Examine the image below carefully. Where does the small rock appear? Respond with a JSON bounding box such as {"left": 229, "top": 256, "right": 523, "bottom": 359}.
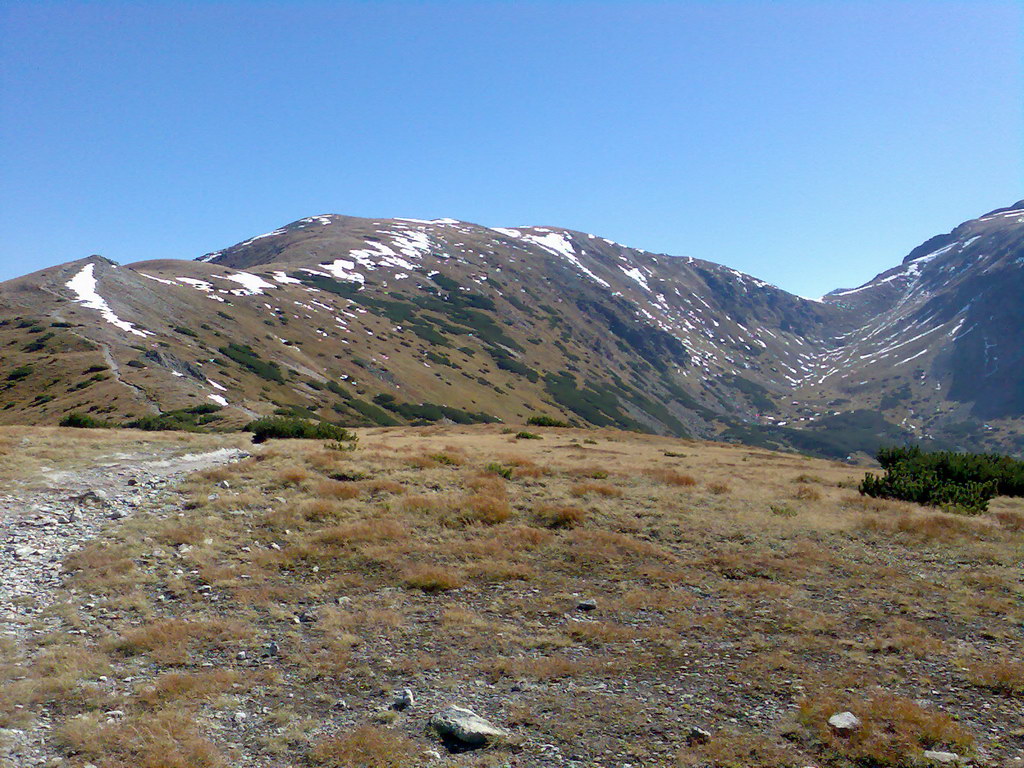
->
{"left": 828, "top": 711, "right": 861, "bottom": 735}
{"left": 686, "top": 726, "right": 712, "bottom": 745}
{"left": 236, "top": 651, "right": 247, "bottom": 661}
{"left": 923, "top": 751, "right": 960, "bottom": 765}
{"left": 429, "top": 705, "right": 508, "bottom": 749}
{"left": 264, "top": 641, "right": 279, "bottom": 657}
{"left": 333, "top": 698, "right": 349, "bottom": 710}
{"left": 392, "top": 688, "right": 415, "bottom": 711}
{"left": 13, "top": 546, "right": 36, "bottom": 560}
{"left": 577, "top": 598, "right": 598, "bottom": 612}
{"left": 77, "top": 489, "right": 109, "bottom": 505}
{"left": 232, "top": 711, "right": 248, "bottom": 725}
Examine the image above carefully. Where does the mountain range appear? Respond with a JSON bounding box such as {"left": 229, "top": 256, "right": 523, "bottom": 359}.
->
{"left": 2, "top": 201, "right": 1022, "bottom": 459}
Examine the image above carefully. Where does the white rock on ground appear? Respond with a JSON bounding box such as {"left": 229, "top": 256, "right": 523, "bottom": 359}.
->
{"left": 827, "top": 711, "right": 862, "bottom": 734}
{"left": 923, "top": 750, "right": 960, "bottom": 765}
{"left": 428, "top": 705, "right": 508, "bottom": 748}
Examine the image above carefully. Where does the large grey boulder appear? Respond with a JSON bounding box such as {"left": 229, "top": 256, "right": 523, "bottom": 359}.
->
{"left": 428, "top": 705, "right": 508, "bottom": 748}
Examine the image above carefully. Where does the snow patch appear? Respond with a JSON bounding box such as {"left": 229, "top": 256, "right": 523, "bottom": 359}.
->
{"left": 218, "top": 272, "right": 276, "bottom": 296}
{"left": 65, "top": 264, "right": 152, "bottom": 337}
{"left": 518, "top": 231, "right": 611, "bottom": 288}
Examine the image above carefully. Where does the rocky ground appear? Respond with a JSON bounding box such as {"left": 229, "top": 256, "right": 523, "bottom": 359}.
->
{"left": 1, "top": 425, "right": 1021, "bottom": 768}
{"left": 0, "top": 439, "right": 247, "bottom": 767}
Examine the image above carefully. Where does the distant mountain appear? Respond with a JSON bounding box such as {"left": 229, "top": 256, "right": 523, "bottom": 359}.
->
{"left": 1, "top": 203, "right": 1021, "bottom": 458}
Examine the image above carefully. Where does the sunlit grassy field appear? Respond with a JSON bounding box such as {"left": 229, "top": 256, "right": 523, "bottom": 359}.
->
{"left": 3, "top": 424, "right": 1022, "bottom": 767}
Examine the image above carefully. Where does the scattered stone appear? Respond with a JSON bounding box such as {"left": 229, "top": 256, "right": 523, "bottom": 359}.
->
{"left": 13, "top": 546, "right": 36, "bottom": 560}
{"left": 264, "top": 641, "right": 279, "bottom": 657}
{"left": 232, "top": 711, "right": 248, "bottom": 725}
{"left": 923, "top": 750, "right": 960, "bottom": 765}
{"left": 686, "top": 726, "right": 712, "bottom": 745}
{"left": 236, "top": 651, "right": 247, "bottom": 661}
{"left": 74, "top": 489, "right": 109, "bottom": 506}
{"left": 392, "top": 688, "right": 415, "bottom": 711}
{"left": 828, "top": 711, "right": 861, "bottom": 735}
{"left": 429, "top": 705, "right": 509, "bottom": 749}
{"left": 577, "top": 598, "right": 598, "bottom": 612}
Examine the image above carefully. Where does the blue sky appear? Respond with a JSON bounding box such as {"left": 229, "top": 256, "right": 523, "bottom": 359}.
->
{"left": 1, "top": 1, "right": 1020, "bottom": 296}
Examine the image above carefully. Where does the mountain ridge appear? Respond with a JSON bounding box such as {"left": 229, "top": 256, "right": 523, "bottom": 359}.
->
{"left": 1, "top": 202, "right": 1021, "bottom": 458}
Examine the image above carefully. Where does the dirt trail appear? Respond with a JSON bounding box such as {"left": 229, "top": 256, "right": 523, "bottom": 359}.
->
{"left": 0, "top": 443, "right": 248, "bottom": 766}
{"left": 1, "top": 445, "right": 248, "bottom": 636}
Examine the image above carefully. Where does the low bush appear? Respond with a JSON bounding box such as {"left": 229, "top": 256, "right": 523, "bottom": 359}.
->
{"left": 59, "top": 412, "right": 108, "bottom": 429}
{"left": 246, "top": 417, "right": 358, "bottom": 446}
{"left": 125, "top": 404, "right": 223, "bottom": 432}
{"left": 527, "top": 414, "right": 570, "bottom": 427}
{"left": 858, "top": 445, "right": 1023, "bottom": 513}
{"left": 515, "top": 431, "right": 542, "bottom": 440}
{"left": 484, "top": 462, "right": 513, "bottom": 479}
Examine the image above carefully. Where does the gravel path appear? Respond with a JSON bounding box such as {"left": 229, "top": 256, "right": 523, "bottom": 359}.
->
{"left": 0, "top": 444, "right": 247, "bottom": 767}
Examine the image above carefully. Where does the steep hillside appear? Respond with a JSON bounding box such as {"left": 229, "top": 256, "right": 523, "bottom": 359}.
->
{"left": 0, "top": 203, "right": 1021, "bottom": 457}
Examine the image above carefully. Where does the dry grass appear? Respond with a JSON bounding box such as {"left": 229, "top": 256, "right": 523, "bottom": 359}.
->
{"left": 55, "top": 708, "right": 225, "bottom": 768}
{"left": 533, "top": 503, "right": 587, "bottom": 529}
{"left": 111, "top": 617, "right": 248, "bottom": 665}
{"left": 798, "top": 692, "right": 974, "bottom": 767}
{"left": 645, "top": 467, "right": 697, "bottom": 486}
{"left": 12, "top": 424, "right": 1024, "bottom": 766}
{"left": 307, "top": 725, "right": 419, "bottom": 767}
{"left": 569, "top": 481, "right": 623, "bottom": 498}
{"left": 137, "top": 669, "right": 240, "bottom": 706}
{"left": 966, "top": 659, "right": 1024, "bottom": 696}
{"left": 401, "top": 564, "right": 464, "bottom": 592}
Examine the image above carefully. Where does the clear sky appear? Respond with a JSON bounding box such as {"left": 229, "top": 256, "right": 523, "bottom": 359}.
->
{"left": 1, "top": 1, "right": 1020, "bottom": 297}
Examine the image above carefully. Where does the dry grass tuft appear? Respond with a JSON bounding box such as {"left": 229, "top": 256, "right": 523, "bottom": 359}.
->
{"left": 858, "top": 510, "right": 988, "bottom": 541}
{"left": 799, "top": 692, "right": 973, "bottom": 766}
{"left": 677, "top": 730, "right": 802, "bottom": 767}
{"left": 533, "top": 503, "right": 587, "bottom": 529}
{"left": 315, "top": 479, "right": 361, "bottom": 499}
{"left": 316, "top": 519, "right": 408, "bottom": 547}
{"left": 306, "top": 724, "right": 419, "bottom": 767}
{"left": 706, "top": 481, "right": 730, "bottom": 495}
{"left": 112, "top": 617, "right": 248, "bottom": 665}
{"left": 645, "top": 468, "right": 697, "bottom": 486}
{"left": 55, "top": 708, "right": 225, "bottom": 768}
{"left": 137, "top": 669, "right": 239, "bottom": 706}
{"left": 459, "top": 492, "right": 513, "bottom": 525}
{"left": 967, "top": 659, "right": 1024, "bottom": 696}
{"left": 793, "top": 485, "right": 822, "bottom": 501}
{"left": 401, "top": 564, "right": 463, "bottom": 592}
{"left": 993, "top": 509, "right": 1024, "bottom": 531}
{"left": 301, "top": 498, "right": 347, "bottom": 522}
{"left": 277, "top": 466, "right": 311, "bottom": 486}
{"left": 570, "top": 481, "right": 622, "bottom": 498}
